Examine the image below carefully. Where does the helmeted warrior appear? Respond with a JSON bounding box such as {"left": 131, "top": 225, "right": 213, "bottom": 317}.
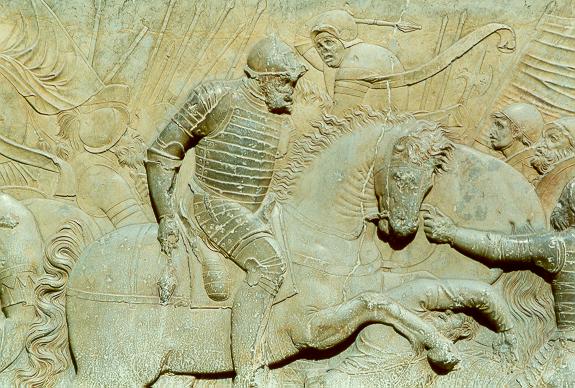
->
{"left": 488, "top": 103, "right": 544, "bottom": 183}
{"left": 295, "top": 10, "right": 408, "bottom": 115}
{"left": 145, "top": 36, "right": 306, "bottom": 387}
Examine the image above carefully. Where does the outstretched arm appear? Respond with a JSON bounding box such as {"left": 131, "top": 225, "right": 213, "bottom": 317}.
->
{"left": 422, "top": 204, "right": 564, "bottom": 275}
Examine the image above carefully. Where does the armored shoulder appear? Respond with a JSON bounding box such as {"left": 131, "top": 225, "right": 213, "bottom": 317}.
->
{"left": 148, "top": 80, "right": 235, "bottom": 165}
{"left": 174, "top": 80, "right": 235, "bottom": 138}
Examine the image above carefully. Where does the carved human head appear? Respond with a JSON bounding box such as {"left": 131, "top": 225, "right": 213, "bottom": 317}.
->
{"left": 531, "top": 117, "right": 575, "bottom": 175}
{"left": 245, "top": 35, "right": 307, "bottom": 113}
{"left": 110, "top": 127, "right": 147, "bottom": 169}
{"left": 489, "top": 103, "right": 543, "bottom": 152}
{"left": 551, "top": 177, "right": 575, "bottom": 231}
{"left": 310, "top": 10, "right": 361, "bottom": 68}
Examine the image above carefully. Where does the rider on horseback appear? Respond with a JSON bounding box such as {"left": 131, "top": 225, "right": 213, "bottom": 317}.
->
{"left": 145, "top": 36, "right": 306, "bottom": 387}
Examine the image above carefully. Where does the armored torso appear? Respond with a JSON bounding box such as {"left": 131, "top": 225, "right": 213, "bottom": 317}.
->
{"left": 194, "top": 82, "right": 286, "bottom": 211}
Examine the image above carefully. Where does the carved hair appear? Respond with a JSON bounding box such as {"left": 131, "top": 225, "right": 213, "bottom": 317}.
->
{"left": 393, "top": 120, "right": 454, "bottom": 174}
{"left": 292, "top": 78, "right": 332, "bottom": 109}
{"left": 55, "top": 109, "right": 81, "bottom": 160}
{"left": 273, "top": 105, "right": 411, "bottom": 201}
{"left": 16, "top": 221, "right": 92, "bottom": 387}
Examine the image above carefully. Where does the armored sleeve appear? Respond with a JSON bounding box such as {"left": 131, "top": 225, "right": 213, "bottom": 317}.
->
{"left": 450, "top": 228, "right": 568, "bottom": 274}
{"left": 146, "top": 82, "right": 230, "bottom": 220}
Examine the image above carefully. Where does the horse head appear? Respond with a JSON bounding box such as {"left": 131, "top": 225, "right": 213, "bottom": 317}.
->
{"left": 374, "top": 119, "right": 453, "bottom": 239}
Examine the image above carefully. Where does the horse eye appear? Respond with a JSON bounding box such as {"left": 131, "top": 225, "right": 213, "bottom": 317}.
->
{"left": 394, "top": 143, "right": 405, "bottom": 153}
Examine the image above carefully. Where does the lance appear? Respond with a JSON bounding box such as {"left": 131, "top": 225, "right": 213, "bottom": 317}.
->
{"left": 354, "top": 17, "right": 421, "bottom": 33}
{"left": 174, "top": 0, "right": 236, "bottom": 102}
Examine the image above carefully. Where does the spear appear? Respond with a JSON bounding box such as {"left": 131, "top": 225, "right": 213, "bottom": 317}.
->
{"left": 226, "top": 0, "right": 267, "bottom": 80}
{"left": 156, "top": 1, "right": 206, "bottom": 103}
{"left": 135, "top": 0, "right": 177, "bottom": 105}
{"left": 199, "top": 22, "right": 247, "bottom": 83}
{"left": 104, "top": 26, "right": 149, "bottom": 83}
{"left": 435, "top": 10, "right": 467, "bottom": 111}
{"left": 354, "top": 17, "right": 421, "bottom": 33}
{"left": 420, "top": 14, "right": 448, "bottom": 110}
{"left": 174, "top": 0, "right": 236, "bottom": 102}
{"left": 89, "top": 0, "right": 105, "bottom": 65}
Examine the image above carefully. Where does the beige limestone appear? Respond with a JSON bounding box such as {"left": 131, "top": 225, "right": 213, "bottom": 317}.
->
{"left": 0, "top": 0, "right": 573, "bottom": 387}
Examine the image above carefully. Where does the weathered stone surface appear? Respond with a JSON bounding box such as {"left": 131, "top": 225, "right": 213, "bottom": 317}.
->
{"left": 0, "top": 0, "right": 574, "bottom": 386}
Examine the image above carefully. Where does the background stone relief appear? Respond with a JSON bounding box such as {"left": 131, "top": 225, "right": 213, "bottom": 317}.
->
{"left": 0, "top": 0, "right": 574, "bottom": 387}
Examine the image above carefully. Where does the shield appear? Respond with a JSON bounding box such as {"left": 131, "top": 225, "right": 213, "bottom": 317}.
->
{"left": 535, "top": 156, "right": 575, "bottom": 224}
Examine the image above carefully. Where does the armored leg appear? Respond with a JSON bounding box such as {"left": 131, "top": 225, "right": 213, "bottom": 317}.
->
{"left": 230, "top": 234, "right": 286, "bottom": 388}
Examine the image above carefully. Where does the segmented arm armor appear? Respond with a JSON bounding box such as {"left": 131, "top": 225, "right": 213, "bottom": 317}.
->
{"left": 450, "top": 228, "right": 567, "bottom": 274}
{"left": 145, "top": 82, "right": 229, "bottom": 220}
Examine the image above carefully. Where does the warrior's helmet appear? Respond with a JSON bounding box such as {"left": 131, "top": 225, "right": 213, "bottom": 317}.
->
{"left": 245, "top": 35, "right": 307, "bottom": 81}
{"left": 494, "top": 103, "right": 544, "bottom": 146}
{"left": 545, "top": 117, "right": 575, "bottom": 148}
{"left": 310, "top": 10, "right": 362, "bottom": 48}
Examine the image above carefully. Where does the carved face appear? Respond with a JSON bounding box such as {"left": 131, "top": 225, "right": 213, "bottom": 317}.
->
{"left": 531, "top": 126, "right": 575, "bottom": 174}
{"left": 379, "top": 138, "right": 436, "bottom": 238}
{"left": 488, "top": 116, "right": 514, "bottom": 151}
{"left": 313, "top": 32, "right": 345, "bottom": 68}
{"left": 111, "top": 128, "right": 147, "bottom": 169}
{"left": 259, "top": 74, "right": 298, "bottom": 114}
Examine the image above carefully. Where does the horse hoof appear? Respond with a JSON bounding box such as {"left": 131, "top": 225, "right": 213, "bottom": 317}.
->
{"left": 427, "top": 344, "right": 461, "bottom": 372}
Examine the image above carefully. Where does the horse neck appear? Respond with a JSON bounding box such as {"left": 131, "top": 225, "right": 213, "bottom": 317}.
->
{"left": 287, "top": 127, "right": 382, "bottom": 237}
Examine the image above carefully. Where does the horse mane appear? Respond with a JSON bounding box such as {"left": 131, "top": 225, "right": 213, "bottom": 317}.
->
{"left": 273, "top": 105, "right": 412, "bottom": 202}
{"left": 395, "top": 120, "right": 454, "bottom": 174}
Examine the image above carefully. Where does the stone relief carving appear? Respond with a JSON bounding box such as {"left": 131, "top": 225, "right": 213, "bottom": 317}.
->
{"left": 0, "top": 0, "right": 573, "bottom": 387}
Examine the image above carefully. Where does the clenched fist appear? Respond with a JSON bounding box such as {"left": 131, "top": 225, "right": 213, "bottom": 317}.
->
{"left": 421, "top": 204, "right": 456, "bottom": 244}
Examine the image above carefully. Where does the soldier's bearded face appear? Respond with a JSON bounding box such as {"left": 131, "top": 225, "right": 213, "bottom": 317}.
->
{"left": 489, "top": 116, "right": 513, "bottom": 151}
{"left": 260, "top": 75, "right": 297, "bottom": 114}
{"left": 313, "top": 32, "right": 345, "bottom": 68}
{"left": 531, "top": 126, "right": 575, "bottom": 174}
{"left": 112, "top": 129, "right": 147, "bottom": 168}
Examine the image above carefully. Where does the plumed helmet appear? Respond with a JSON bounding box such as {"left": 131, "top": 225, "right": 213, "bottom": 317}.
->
{"left": 245, "top": 35, "right": 307, "bottom": 80}
{"left": 310, "top": 10, "right": 360, "bottom": 47}
{"left": 498, "top": 103, "right": 544, "bottom": 145}
{"left": 545, "top": 117, "right": 575, "bottom": 147}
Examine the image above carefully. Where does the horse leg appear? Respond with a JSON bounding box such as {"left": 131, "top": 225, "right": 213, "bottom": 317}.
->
{"left": 292, "top": 291, "right": 460, "bottom": 371}
{"left": 386, "top": 278, "right": 514, "bottom": 332}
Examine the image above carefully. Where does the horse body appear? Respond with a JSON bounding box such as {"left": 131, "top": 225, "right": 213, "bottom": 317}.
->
{"left": 0, "top": 109, "right": 539, "bottom": 387}
{"left": 64, "top": 118, "right": 400, "bottom": 386}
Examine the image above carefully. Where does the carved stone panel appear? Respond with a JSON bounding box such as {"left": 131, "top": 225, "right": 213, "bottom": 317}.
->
{"left": 0, "top": 0, "right": 573, "bottom": 387}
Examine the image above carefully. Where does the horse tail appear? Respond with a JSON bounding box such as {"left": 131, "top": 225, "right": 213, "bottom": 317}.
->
{"left": 16, "top": 220, "right": 91, "bottom": 387}
{"left": 496, "top": 270, "right": 555, "bottom": 362}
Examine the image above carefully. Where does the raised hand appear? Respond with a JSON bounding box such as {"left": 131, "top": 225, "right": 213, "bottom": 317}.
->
{"left": 421, "top": 204, "right": 456, "bottom": 244}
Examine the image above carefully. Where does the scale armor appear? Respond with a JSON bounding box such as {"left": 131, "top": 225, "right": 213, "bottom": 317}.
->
{"left": 193, "top": 84, "right": 284, "bottom": 211}
{"left": 147, "top": 78, "right": 290, "bottom": 297}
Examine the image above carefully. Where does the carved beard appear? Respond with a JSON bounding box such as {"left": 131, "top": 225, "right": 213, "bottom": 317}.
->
{"left": 112, "top": 132, "right": 146, "bottom": 169}
{"left": 530, "top": 146, "right": 575, "bottom": 175}
{"left": 551, "top": 206, "right": 571, "bottom": 231}
{"left": 261, "top": 83, "right": 293, "bottom": 114}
